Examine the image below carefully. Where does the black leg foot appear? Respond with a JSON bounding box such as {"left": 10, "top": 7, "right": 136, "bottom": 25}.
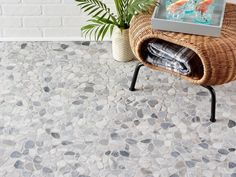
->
{"left": 129, "top": 63, "right": 144, "bottom": 91}
{"left": 202, "top": 85, "right": 216, "bottom": 123}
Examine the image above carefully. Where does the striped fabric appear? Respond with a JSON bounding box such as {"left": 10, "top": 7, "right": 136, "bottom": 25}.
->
{"left": 146, "top": 39, "right": 196, "bottom": 75}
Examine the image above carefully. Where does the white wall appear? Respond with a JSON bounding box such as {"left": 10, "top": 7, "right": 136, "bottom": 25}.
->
{"left": 0, "top": 0, "right": 113, "bottom": 41}
{"left": 0, "top": 0, "right": 235, "bottom": 41}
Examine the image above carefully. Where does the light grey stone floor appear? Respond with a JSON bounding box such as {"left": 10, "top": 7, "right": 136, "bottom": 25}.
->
{"left": 0, "top": 41, "right": 236, "bottom": 177}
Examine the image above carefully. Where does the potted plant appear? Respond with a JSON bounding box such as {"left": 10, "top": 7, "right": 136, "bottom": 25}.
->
{"left": 76, "top": 0, "right": 157, "bottom": 62}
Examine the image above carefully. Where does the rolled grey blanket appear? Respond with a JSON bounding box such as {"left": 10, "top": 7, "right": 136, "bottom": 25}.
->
{"left": 146, "top": 39, "right": 197, "bottom": 75}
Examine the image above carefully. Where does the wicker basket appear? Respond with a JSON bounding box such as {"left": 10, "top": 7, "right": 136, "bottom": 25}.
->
{"left": 129, "top": 3, "right": 236, "bottom": 86}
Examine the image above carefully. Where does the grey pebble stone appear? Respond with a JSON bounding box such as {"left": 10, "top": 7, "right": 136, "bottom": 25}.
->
{"left": 192, "top": 116, "right": 200, "bottom": 122}
{"left": 72, "top": 100, "right": 83, "bottom": 105}
{"left": 147, "top": 100, "right": 158, "bottom": 107}
{"left": 105, "top": 150, "right": 111, "bottom": 155}
{"left": 121, "top": 124, "right": 129, "bottom": 129}
{"left": 175, "top": 161, "right": 185, "bottom": 169}
{"left": 45, "top": 128, "right": 51, "bottom": 134}
{"left": 22, "top": 171, "right": 32, "bottom": 177}
{"left": 171, "top": 151, "right": 180, "bottom": 158}
{"left": 44, "top": 76, "right": 52, "bottom": 82}
{"left": 140, "top": 98, "right": 148, "bottom": 103}
{"left": 125, "top": 144, "right": 129, "bottom": 151}
{"left": 134, "top": 120, "right": 140, "bottom": 126}
{"left": 154, "top": 139, "right": 164, "bottom": 147}
{"left": 218, "top": 149, "right": 229, "bottom": 155}
{"left": 42, "top": 167, "right": 53, "bottom": 173}
{"left": 36, "top": 141, "right": 43, "bottom": 147}
{"left": 110, "top": 132, "right": 119, "bottom": 140}
{"left": 228, "top": 120, "right": 236, "bottom": 128}
{"left": 199, "top": 142, "right": 208, "bottom": 149}
{"left": 82, "top": 41, "right": 90, "bottom": 46}
{"left": 119, "top": 165, "right": 125, "bottom": 169}
{"left": 141, "top": 168, "right": 152, "bottom": 175}
{"left": 21, "top": 43, "right": 27, "bottom": 49}
{"left": 37, "top": 147, "right": 44, "bottom": 154}
{"left": 120, "top": 150, "right": 129, "bottom": 157}
{"left": 137, "top": 109, "right": 144, "bottom": 118}
{"left": 2, "top": 139, "right": 16, "bottom": 146}
{"left": 25, "top": 140, "right": 35, "bottom": 149}
{"left": 64, "top": 151, "right": 75, "bottom": 156}
{"left": 80, "top": 95, "right": 88, "bottom": 99}
{"left": 22, "top": 149, "right": 29, "bottom": 155}
{"left": 202, "top": 156, "right": 210, "bottom": 163}
{"left": 148, "top": 143, "right": 154, "bottom": 152}
{"left": 98, "top": 48, "right": 107, "bottom": 53}
{"left": 34, "top": 163, "right": 42, "bottom": 170}
{"left": 33, "top": 156, "right": 42, "bottom": 163}
{"left": 114, "top": 120, "right": 121, "bottom": 125}
{"left": 185, "top": 161, "right": 196, "bottom": 168}
{"left": 51, "top": 132, "right": 60, "bottom": 139}
{"left": 229, "top": 162, "right": 236, "bottom": 168}
{"left": 151, "top": 113, "right": 158, "bottom": 119}
{"left": 170, "top": 174, "right": 179, "bottom": 177}
{"left": 231, "top": 173, "right": 236, "bottom": 177}
{"left": 69, "top": 51, "right": 76, "bottom": 55}
{"left": 39, "top": 109, "right": 46, "bottom": 117}
{"left": 61, "top": 140, "right": 73, "bottom": 145}
{"left": 43, "top": 86, "right": 50, "bottom": 92}
{"left": 14, "top": 160, "right": 24, "bottom": 169}
{"left": 8, "top": 74, "right": 14, "bottom": 81}
{"left": 111, "top": 151, "right": 119, "bottom": 157}
{"left": 96, "top": 105, "right": 103, "bottom": 111}
{"left": 33, "top": 101, "right": 41, "bottom": 106}
{"left": 197, "top": 91, "right": 208, "bottom": 96}
{"left": 71, "top": 171, "right": 80, "bottom": 177}
{"left": 229, "top": 148, "right": 236, "bottom": 152}
{"left": 84, "top": 87, "right": 94, "bottom": 93}
{"left": 183, "top": 87, "right": 188, "bottom": 92}
{"left": 53, "top": 48, "right": 63, "bottom": 51}
{"left": 10, "top": 151, "right": 22, "bottom": 158}
{"left": 110, "top": 159, "right": 118, "bottom": 169}
{"left": 61, "top": 44, "right": 69, "bottom": 49}
{"left": 158, "top": 111, "right": 167, "bottom": 118}
{"left": 161, "top": 123, "right": 175, "bottom": 130}
{"left": 148, "top": 118, "right": 156, "bottom": 125}
{"left": 6, "top": 66, "right": 15, "bottom": 70}
{"left": 99, "top": 139, "right": 109, "bottom": 145}
{"left": 74, "top": 41, "right": 81, "bottom": 45}
{"left": 75, "top": 153, "right": 80, "bottom": 159}
{"left": 16, "top": 101, "right": 23, "bottom": 106}
{"left": 25, "top": 163, "right": 34, "bottom": 171}
{"left": 79, "top": 175, "right": 90, "bottom": 177}
{"left": 140, "top": 139, "right": 151, "bottom": 143}
{"left": 125, "top": 138, "right": 137, "bottom": 145}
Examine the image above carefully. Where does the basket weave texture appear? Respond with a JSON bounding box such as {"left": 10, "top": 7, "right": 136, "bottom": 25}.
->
{"left": 129, "top": 3, "right": 236, "bottom": 86}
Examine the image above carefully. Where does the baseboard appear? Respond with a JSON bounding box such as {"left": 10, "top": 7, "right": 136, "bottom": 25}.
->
{"left": 0, "top": 37, "right": 112, "bottom": 42}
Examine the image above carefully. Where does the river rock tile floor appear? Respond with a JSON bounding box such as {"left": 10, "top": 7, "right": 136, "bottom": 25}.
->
{"left": 0, "top": 42, "right": 236, "bottom": 177}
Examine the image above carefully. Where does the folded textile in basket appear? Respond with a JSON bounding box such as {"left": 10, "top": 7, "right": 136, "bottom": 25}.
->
{"left": 146, "top": 40, "right": 197, "bottom": 75}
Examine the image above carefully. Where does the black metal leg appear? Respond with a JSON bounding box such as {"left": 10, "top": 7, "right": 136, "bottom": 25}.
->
{"left": 202, "top": 85, "right": 216, "bottom": 123}
{"left": 129, "top": 63, "right": 144, "bottom": 91}
{"left": 129, "top": 63, "right": 217, "bottom": 122}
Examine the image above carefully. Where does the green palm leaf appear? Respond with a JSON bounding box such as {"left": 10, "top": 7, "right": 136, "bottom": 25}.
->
{"left": 81, "top": 17, "right": 115, "bottom": 41}
{"left": 128, "top": 0, "right": 157, "bottom": 15}
{"left": 76, "top": 0, "right": 118, "bottom": 25}
{"left": 76, "top": 0, "right": 159, "bottom": 41}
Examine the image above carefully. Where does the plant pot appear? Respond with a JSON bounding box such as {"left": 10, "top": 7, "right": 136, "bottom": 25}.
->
{"left": 112, "top": 28, "right": 134, "bottom": 62}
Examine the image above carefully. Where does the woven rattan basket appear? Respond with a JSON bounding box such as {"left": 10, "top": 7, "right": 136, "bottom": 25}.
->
{"left": 129, "top": 3, "right": 236, "bottom": 86}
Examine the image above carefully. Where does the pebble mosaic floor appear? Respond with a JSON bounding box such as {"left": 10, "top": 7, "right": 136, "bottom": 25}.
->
{"left": 0, "top": 41, "right": 236, "bottom": 177}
